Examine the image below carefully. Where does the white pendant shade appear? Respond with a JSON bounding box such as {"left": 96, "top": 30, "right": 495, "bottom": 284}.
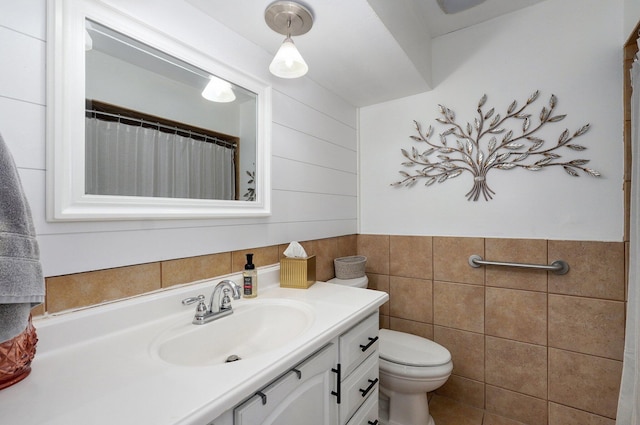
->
{"left": 201, "top": 76, "right": 236, "bottom": 102}
{"left": 269, "top": 37, "right": 308, "bottom": 79}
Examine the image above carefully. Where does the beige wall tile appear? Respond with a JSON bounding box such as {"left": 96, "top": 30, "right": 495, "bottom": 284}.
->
{"left": 31, "top": 303, "right": 45, "bottom": 317}
{"left": 433, "top": 281, "right": 484, "bottom": 333}
{"left": 485, "top": 287, "right": 547, "bottom": 345}
{"left": 485, "top": 336, "right": 547, "bottom": 399}
{"left": 367, "top": 273, "right": 389, "bottom": 316}
{"left": 389, "top": 317, "right": 433, "bottom": 339}
{"left": 484, "top": 238, "right": 547, "bottom": 291}
{"left": 379, "top": 314, "right": 389, "bottom": 329}
{"left": 434, "top": 325, "right": 484, "bottom": 381}
{"left": 548, "top": 402, "right": 615, "bottom": 425}
{"left": 389, "top": 276, "right": 432, "bottom": 323}
{"left": 390, "top": 235, "right": 432, "bottom": 279}
{"left": 313, "top": 237, "right": 339, "bottom": 281}
{"left": 436, "top": 375, "right": 485, "bottom": 409}
{"left": 625, "top": 241, "right": 630, "bottom": 300}
{"left": 46, "top": 263, "right": 161, "bottom": 313}
{"left": 434, "top": 237, "right": 485, "bottom": 285}
{"left": 232, "top": 245, "right": 279, "bottom": 272}
{"left": 357, "top": 234, "right": 390, "bottom": 275}
{"left": 548, "top": 241, "right": 625, "bottom": 300}
{"left": 548, "top": 348, "right": 622, "bottom": 419}
{"left": 548, "top": 294, "right": 625, "bottom": 360}
{"left": 485, "top": 385, "right": 547, "bottom": 425}
{"left": 337, "top": 234, "right": 357, "bottom": 258}
{"left": 428, "top": 395, "right": 484, "bottom": 425}
{"left": 161, "top": 252, "right": 231, "bottom": 288}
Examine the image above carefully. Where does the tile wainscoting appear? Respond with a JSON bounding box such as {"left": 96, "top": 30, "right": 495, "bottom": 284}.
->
{"left": 360, "top": 235, "right": 626, "bottom": 425}
{"left": 34, "top": 234, "right": 626, "bottom": 425}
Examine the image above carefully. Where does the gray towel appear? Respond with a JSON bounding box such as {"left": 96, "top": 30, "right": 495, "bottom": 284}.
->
{"left": 0, "top": 132, "right": 44, "bottom": 343}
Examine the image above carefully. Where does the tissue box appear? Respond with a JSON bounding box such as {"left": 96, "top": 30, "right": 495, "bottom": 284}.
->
{"left": 280, "top": 256, "right": 316, "bottom": 289}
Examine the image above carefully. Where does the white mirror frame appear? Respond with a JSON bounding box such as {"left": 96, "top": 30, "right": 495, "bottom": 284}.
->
{"left": 46, "top": 0, "right": 272, "bottom": 221}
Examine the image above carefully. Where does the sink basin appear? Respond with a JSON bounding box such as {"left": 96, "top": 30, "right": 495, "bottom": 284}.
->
{"left": 151, "top": 299, "right": 315, "bottom": 367}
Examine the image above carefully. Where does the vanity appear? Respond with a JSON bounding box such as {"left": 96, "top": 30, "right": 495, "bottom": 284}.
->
{"left": 0, "top": 266, "right": 387, "bottom": 425}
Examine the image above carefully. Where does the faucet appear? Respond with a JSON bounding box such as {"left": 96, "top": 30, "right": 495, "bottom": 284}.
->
{"left": 182, "top": 279, "right": 242, "bottom": 325}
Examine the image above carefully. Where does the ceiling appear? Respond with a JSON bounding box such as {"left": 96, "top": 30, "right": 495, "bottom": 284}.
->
{"left": 187, "top": 0, "right": 547, "bottom": 107}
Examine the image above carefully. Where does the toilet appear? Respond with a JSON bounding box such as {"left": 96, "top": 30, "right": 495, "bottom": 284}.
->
{"left": 328, "top": 275, "right": 453, "bottom": 425}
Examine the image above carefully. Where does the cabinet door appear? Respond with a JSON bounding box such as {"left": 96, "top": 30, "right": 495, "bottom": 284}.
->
{"left": 234, "top": 343, "right": 339, "bottom": 425}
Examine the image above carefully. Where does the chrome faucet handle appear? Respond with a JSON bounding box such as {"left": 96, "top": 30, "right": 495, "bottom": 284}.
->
{"left": 182, "top": 294, "right": 205, "bottom": 305}
{"left": 220, "top": 288, "right": 232, "bottom": 310}
{"left": 219, "top": 279, "right": 242, "bottom": 300}
{"left": 182, "top": 294, "right": 207, "bottom": 318}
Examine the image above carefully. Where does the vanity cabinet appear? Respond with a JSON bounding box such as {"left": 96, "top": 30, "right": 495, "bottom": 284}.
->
{"left": 210, "top": 312, "right": 380, "bottom": 425}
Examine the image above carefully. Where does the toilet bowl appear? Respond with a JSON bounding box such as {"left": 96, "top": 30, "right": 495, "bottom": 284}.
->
{"left": 328, "top": 275, "right": 453, "bottom": 425}
{"left": 378, "top": 329, "right": 452, "bottom": 425}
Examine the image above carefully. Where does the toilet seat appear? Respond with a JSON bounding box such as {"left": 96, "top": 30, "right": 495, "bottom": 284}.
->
{"left": 379, "top": 329, "right": 451, "bottom": 367}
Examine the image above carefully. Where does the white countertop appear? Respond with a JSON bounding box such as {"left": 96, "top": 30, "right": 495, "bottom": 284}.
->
{"left": 0, "top": 266, "right": 387, "bottom": 425}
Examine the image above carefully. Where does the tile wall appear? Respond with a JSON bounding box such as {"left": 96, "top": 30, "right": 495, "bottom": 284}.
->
{"left": 37, "top": 235, "right": 357, "bottom": 315}
{"left": 33, "top": 234, "right": 626, "bottom": 424}
{"left": 359, "top": 234, "right": 626, "bottom": 425}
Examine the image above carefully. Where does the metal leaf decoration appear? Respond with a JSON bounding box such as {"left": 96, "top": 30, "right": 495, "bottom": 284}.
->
{"left": 391, "top": 91, "right": 601, "bottom": 201}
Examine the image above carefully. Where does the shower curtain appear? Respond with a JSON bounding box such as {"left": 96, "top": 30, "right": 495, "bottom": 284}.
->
{"left": 617, "top": 56, "right": 640, "bottom": 425}
{"left": 85, "top": 118, "right": 236, "bottom": 200}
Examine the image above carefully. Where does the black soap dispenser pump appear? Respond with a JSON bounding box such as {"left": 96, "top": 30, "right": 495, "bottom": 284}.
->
{"left": 243, "top": 253, "right": 257, "bottom": 298}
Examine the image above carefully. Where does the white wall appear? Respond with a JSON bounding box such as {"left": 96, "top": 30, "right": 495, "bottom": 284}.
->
{"left": 359, "top": 0, "right": 624, "bottom": 241}
{"left": 625, "top": 0, "right": 640, "bottom": 40}
{"left": 0, "top": 0, "right": 357, "bottom": 276}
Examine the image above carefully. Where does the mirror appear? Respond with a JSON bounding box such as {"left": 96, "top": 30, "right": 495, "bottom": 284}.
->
{"left": 46, "top": 0, "right": 272, "bottom": 221}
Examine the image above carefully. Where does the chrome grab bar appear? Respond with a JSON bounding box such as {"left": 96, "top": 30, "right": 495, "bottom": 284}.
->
{"left": 468, "top": 254, "right": 569, "bottom": 275}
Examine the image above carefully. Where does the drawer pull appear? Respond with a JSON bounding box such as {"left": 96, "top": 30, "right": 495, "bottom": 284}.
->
{"left": 368, "top": 421, "right": 379, "bottom": 425}
{"left": 331, "top": 364, "right": 341, "bottom": 404}
{"left": 256, "top": 390, "right": 267, "bottom": 405}
{"left": 359, "top": 336, "right": 379, "bottom": 352}
{"left": 359, "top": 378, "right": 379, "bottom": 398}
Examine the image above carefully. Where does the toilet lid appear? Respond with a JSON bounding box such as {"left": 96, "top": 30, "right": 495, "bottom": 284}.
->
{"left": 379, "top": 329, "right": 451, "bottom": 367}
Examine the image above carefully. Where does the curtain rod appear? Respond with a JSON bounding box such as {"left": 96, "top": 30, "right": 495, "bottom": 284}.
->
{"left": 86, "top": 109, "right": 237, "bottom": 149}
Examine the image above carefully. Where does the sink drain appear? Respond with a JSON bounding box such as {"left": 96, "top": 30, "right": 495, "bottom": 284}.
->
{"left": 225, "top": 354, "right": 241, "bottom": 363}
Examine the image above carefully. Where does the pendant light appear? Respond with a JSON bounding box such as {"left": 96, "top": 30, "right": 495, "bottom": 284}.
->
{"left": 265, "top": 1, "right": 313, "bottom": 79}
{"left": 201, "top": 75, "right": 236, "bottom": 103}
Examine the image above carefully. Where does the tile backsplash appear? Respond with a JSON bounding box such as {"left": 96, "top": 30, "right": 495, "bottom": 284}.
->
{"left": 35, "top": 233, "right": 625, "bottom": 424}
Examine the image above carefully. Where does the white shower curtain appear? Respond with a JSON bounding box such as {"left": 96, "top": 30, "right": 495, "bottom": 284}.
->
{"left": 85, "top": 118, "right": 236, "bottom": 200}
{"left": 617, "top": 57, "right": 640, "bottom": 425}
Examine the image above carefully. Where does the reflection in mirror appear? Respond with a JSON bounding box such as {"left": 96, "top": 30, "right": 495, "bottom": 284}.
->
{"left": 85, "top": 20, "right": 256, "bottom": 201}
{"left": 46, "top": 0, "right": 271, "bottom": 221}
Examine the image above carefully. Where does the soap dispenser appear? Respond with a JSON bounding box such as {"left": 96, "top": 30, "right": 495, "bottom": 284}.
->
{"left": 243, "top": 253, "right": 257, "bottom": 298}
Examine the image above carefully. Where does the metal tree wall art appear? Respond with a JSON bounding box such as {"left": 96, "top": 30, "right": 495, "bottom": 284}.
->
{"left": 392, "top": 91, "right": 601, "bottom": 201}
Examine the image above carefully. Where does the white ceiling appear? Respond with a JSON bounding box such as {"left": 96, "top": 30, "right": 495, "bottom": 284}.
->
{"left": 187, "top": 0, "right": 547, "bottom": 107}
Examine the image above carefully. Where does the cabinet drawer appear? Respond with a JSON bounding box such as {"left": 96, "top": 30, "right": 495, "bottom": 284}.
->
{"left": 345, "top": 388, "right": 378, "bottom": 425}
{"left": 339, "top": 350, "right": 379, "bottom": 425}
{"left": 339, "top": 313, "right": 379, "bottom": 378}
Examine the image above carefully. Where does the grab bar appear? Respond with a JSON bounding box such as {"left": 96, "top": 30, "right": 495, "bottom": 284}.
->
{"left": 468, "top": 255, "right": 569, "bottom": 275}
